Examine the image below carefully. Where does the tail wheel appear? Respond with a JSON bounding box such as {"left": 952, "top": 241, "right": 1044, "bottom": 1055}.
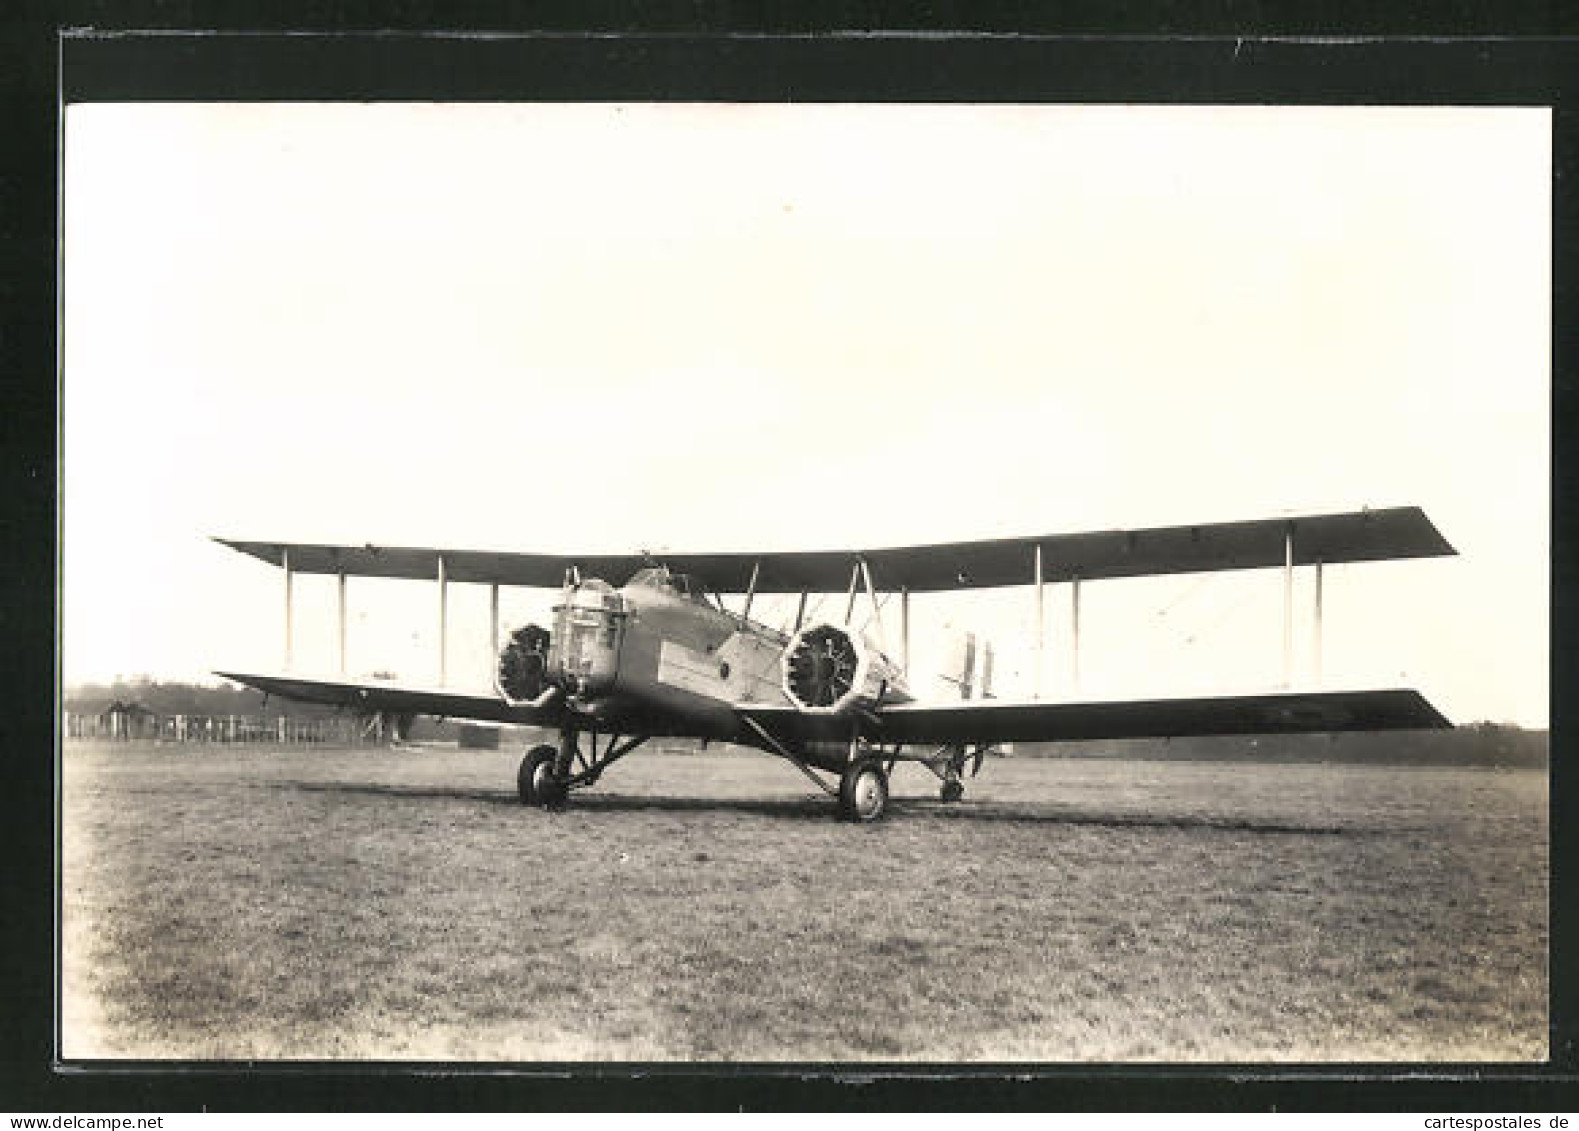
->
{"left": 839, "top": 757, "right": 889, "bottom": 822}
{"left": 517, "top": 744, "right": 557, "bottom": 807}
{"left": 940, "top": 779, "right": 964, "bottom": 803}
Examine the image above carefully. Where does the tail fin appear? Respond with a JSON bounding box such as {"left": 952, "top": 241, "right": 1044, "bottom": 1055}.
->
{"left": 938, "top": 631, "right": 996, "bottom": 700}
{"left": 934, "top": 631, "right": 972, "bottom": 695}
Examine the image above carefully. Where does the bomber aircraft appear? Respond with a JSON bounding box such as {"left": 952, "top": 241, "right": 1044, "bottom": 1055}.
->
{"left": 216, "top": 507, "right": 1455, "bottom": 821}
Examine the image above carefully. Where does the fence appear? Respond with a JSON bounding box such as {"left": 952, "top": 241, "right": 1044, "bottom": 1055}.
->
{"left": 63, "top": 710, "right": 383, "bottom": 745}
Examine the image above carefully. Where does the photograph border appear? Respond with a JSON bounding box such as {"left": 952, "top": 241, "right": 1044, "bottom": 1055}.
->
{"left": 10, "top": 13, "right": 1575, "bottom": 1111}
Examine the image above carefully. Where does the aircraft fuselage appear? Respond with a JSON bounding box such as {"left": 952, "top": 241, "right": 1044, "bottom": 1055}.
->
{"left": 543, "top": 567, "right": 909, "bottom": 769}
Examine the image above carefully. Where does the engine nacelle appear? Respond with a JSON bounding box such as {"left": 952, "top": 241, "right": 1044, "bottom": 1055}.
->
{"left": 781, "top": 621, "right": 906, "bottom": 714}
{"left": 496, "top": 623, "right": 552, "bottom": 706}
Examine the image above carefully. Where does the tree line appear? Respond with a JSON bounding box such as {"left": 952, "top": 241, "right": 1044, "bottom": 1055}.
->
{"left": 64, "top": 676, "right": 343, "bottom": 719}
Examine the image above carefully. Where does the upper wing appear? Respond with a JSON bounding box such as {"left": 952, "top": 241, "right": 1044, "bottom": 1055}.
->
{"left": 216, "top": 506, "right": 1453, "bottom": 594}
{"left": 737, "top": 688, "right": 1451, "bottom": 747}
{"left": 214, "top": 670, "right": 564, "bottom": 726}
{"left": 213, "top": 541, "right": 631, "bottom": 589}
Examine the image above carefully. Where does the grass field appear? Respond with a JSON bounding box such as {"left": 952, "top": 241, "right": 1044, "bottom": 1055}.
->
{"left": 60, "top": 740, "right": 1547, "bottom": 1062}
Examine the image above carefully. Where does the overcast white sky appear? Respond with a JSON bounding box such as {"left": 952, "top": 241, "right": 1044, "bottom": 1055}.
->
{"left": 62, "top": 103, "right": 1550, "bottom": 725}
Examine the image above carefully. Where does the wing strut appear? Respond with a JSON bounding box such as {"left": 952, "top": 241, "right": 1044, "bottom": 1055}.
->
{"left": 1071, "top": 575, "right": 1082, "bottom": 694}
{"left": 741, "top": 560, "right": 761, "bottom": 624}
{"left": 337, "top": 570, "right": 347, "bottom": 675}
{"left": 1282, "top": 525, "right": 1293, "bottom": 688}
{"left": 739, "top": 715, "right": 838, "bottom": 797}
{"left": 859, "top": 558, "right": 887, "bottom": 653}
{"left": 1033, "top": 543, "right": 1045, "bottom": 699}
{"left": 1314, "top": 559, "right": 1324, "bottom": 683}
{"left": 283, "top": 547, "right": 294, "bottom": 671}
{"left": 900, "top": 586, "right": 911, "bottom": 677}
{"left": 1280, "top": 525, "right": 1328, "bottom": 689}
{"left": 438, "top": 553, "right": 449, "bottom": 687}
{"left": 489, "top": 583, "right": 500, "bottom": 662}
{"left": 1061, "top": 524, "right": 1332, "bottom": 695}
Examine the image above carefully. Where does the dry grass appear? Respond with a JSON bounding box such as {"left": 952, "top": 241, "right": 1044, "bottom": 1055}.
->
{"left": 60, "top": 741, "right": 1547, "bottom": 1062}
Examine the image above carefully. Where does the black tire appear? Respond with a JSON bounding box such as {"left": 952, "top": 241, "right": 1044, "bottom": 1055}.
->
{"left": 517, "top": 744, "right": 557, "bottom": 806}
{"left": 838, "top": 757, "right": 889, "bottom": 822}
{"left": 940, "top": 779, "right": 964, "bottom": 803}
{"left": 537, "top": 774, "right": 569, "bottom": 811}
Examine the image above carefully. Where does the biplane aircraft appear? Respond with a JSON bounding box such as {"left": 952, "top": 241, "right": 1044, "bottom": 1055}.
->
{"left": 216, "top": 506, "right": 1455, "bottom": 821}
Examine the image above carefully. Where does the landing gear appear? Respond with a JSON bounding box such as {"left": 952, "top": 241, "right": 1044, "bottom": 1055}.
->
{"left": 517, "top": 744, "right": 557, "bottom": 807}
{"left": 517, "top": 728, "right": 649, "bottom": 811}
{"left": 537, "top": 773, "right": 569, "bottom": 810}
{"left": 839, "top": 757, "right": 889, "bottom": 822}
{"left": 928, "top": 743, "right": 982, "bottom": 803}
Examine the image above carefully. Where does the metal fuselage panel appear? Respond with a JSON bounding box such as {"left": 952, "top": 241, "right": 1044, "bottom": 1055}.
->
{"left": 549, "top": 575, "right": 793, "bottom": 743}
{"left": 616, "top": 584, "right": 792, "bottom": 738}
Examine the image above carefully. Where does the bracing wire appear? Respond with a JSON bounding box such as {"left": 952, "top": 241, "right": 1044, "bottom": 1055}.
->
{"left": 1182, "top": 581, "right": 1262, "bottom": 647}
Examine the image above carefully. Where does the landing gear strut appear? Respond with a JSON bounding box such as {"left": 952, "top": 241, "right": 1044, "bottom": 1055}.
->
{"left": 515, "top": 726, "right": 648, "bottom": 811}
{"left": 741, "top": 720, "right": 902, "bottom": 822}
{"left": 931, "top": 743, "right": 987, "bottom": 803}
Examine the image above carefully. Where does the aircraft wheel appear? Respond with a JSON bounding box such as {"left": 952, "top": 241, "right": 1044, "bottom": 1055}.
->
{"left": 940, "top": 779, "right": 964, "bottom": 803}
{"left": 839, "top": 757, "right": 889, "bottom": 823}
{"left": 537, "top": 774, "right": 569, "bottom": 811}
{"left": 517, "top": 744, "right": 557, "bottom": 806}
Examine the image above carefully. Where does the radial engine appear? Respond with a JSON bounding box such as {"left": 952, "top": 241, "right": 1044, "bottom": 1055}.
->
{"left": 781, "top": 621, "right": 908, "bottom": 714}
{"left": 496, "top": 622, "right": 553, "bottom": 705}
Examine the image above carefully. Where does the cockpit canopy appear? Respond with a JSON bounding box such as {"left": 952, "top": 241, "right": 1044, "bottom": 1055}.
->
{"left": 626, "top": 565, "right": 711, "bottom": 605}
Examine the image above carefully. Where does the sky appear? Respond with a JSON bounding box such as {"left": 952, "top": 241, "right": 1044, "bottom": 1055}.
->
{"left": 61, "top": 103, "right": 1550, "bottom": 725}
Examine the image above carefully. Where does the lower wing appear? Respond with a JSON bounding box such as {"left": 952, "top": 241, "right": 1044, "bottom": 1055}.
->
{"left": 737, "top": 688, "right": 1449, "bottom": 746}
{"left": 214, "top": 670, "right": 565, "bottom": 727}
